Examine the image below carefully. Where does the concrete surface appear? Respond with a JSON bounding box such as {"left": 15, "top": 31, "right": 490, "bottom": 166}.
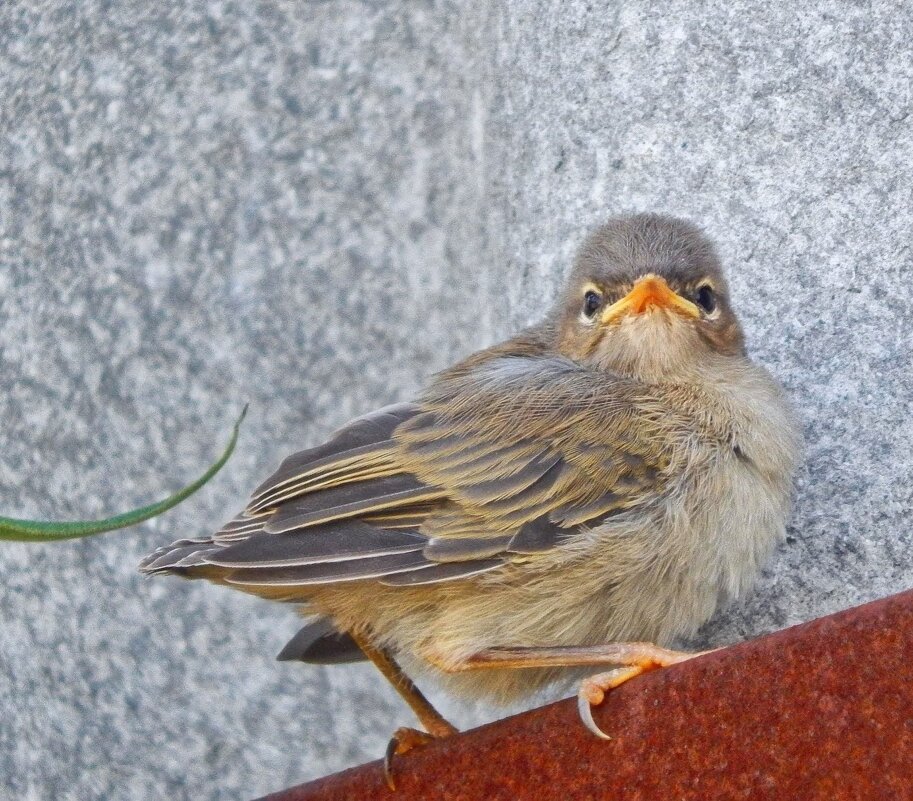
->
{"left": 1, "top": 1, "right": 912, "bottom": 798}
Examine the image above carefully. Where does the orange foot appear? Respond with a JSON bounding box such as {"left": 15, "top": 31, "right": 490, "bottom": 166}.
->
{"left": 384, "top": 725, "right": 457, "bottom": 791}
{"left": 577, "top": 646, "right": 714, "bottom": 739}
{"left": 577, "top": 665, "right": 649, "bottom": 739}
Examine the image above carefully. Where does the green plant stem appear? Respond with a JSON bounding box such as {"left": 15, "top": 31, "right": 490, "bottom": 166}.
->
{"left": 0, "top": 404, "right": 247, "bottom": 542}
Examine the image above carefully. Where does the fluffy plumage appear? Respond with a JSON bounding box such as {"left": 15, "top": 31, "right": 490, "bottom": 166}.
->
{"left": 140, "top": 213, "right": 801, "bottom": 703}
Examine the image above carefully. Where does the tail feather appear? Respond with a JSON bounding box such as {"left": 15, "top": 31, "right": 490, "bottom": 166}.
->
{"left": 276, "top": 618, "right": 366, "bottom": 664}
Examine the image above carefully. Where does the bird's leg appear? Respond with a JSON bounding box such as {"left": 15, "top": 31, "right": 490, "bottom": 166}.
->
{"left": 348, "top": 628, "right": 457, "bottom": 737}
{"left": 347, "top": 629, "right": 458, "bottom": 790}
{"left": 424, "top": 641, "right": 710, "bottom": 740}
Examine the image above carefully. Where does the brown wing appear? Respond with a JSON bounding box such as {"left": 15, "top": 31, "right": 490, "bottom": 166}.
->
{"left": 140, "top": 356, "right": 673, "bottom": 590}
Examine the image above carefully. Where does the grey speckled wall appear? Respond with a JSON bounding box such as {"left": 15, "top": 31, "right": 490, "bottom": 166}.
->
{"left": 2, "top": 1, "right": 912, "bottom": 798}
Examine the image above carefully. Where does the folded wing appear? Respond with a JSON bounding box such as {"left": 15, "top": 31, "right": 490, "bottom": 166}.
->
{"left": 141, "top": 356, "right": 672, "bottom": 595}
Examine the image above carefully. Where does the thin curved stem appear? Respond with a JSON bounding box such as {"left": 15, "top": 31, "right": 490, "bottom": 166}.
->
{"left": 0, "top": 404, "right": 247, "bottom": 542}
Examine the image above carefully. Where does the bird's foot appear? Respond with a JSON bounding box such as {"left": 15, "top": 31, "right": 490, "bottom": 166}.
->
{"left": 577, "top": 645, "right": 713, "bottom": 739}
{"left": 577, "top": 665, "right": 646, "bottom": 739}
{"left": 384, "top": 725, "right": 457, "bottom": 791}
{"left": 344, "top": 628, "right": 459, "bottom": 790}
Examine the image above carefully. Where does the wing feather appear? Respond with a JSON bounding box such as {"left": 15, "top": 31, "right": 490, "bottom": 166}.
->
{"left": 263, "top": 475, "right": 446, "bottom": 534}
{"left": 249, "top": 403, "right": 419, "bottom": 511}
{"left": 144, "top": 353, "right": 674, "bottom": 592}
{"left": 223, "top": 550, "right": 436, "bottom": 586}
{"left": 205, "top": 522, "right": 425, "bottom": 568}
{"left": 423, "top": 534, "right": 514, "bottom": 561}
{"left": 379, "top": 559, "right": 504, "bottom": 586}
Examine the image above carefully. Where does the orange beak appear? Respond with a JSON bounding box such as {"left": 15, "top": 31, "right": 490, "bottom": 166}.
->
{"left": 600, "top": 274, "right": 700, "bottom": 325}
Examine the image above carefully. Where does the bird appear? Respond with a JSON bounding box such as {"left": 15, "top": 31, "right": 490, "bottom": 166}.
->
{"left": 140, "top": 213, "right": 800, "bottom": 785}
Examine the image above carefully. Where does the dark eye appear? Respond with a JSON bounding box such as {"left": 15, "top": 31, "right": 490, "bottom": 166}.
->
{"left": 696, "top": 285, "right": 716, "bottom": 314}
{"left": 583, "top": 290, "right": 603, "bottom": 317}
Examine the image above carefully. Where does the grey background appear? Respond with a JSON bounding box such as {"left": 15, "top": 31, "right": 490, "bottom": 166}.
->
{"left": 1, "top": 1, "right": 912, "bottom": 798}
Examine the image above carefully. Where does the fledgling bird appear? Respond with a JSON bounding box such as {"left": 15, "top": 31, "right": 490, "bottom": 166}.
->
{"left": 141, "top": 213, "right": 800, "bottom": 781}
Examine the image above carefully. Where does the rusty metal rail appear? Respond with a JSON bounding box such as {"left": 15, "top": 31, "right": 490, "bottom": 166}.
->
{"left": 258, "top": 588, "right": 913, "bottom": 800}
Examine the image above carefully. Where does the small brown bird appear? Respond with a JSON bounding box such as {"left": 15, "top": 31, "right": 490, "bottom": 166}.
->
{"left": 141, "top": 213, "right": 800, "bottom": 782}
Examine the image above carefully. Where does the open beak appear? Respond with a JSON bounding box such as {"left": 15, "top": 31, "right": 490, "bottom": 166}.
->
{"left": 600, "top": 274, "right": 700, "bottom": 325}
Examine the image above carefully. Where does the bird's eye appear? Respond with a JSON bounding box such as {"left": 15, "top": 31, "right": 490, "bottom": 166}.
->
{"left": 696, "top": 284, "right": 716, "bottom": 314}
{"left": 583, "top": 290, "right": 603, "bottom": 317}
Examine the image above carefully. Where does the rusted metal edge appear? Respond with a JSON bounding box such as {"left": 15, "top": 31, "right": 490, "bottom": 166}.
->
{"left": 257, "top": 588, "right": 913, "bottom": 800}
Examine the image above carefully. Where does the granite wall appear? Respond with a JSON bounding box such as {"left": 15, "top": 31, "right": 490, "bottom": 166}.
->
{"left": 2, "top": 1, "right": 912, "bottom": 798}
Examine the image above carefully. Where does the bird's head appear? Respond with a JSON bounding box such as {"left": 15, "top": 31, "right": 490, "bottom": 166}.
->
{"left": 552, "top": 213, "right": 745, "bottom": 381}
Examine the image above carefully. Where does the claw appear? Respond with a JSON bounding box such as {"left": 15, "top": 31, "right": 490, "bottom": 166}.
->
{"left": 577, "top": 689, "right": 612, "bottom": 740}
{"left": 383, "top": 727, "right": 437, "bottom": 791}
{"left": 383, "top": 736, "right": 399, "bottom": 791}
{"left": 576, "top": 665, "right": 645, "bottom": 740}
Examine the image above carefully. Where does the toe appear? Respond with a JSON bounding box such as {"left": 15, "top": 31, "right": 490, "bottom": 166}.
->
{"left": 383, "top": 727, "right": 438, "bottom": 791}
{"left": 576, "top": 665, "right": 645, "bottom": 740}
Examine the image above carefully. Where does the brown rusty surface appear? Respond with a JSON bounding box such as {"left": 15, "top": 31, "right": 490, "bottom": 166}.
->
{"left": 257, "top": 588, "right": 913, "bottom": 801}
